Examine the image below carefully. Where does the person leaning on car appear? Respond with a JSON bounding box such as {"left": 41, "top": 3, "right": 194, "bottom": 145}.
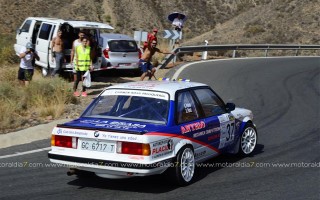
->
{"left": 18, "top": 42, "right": 39, "bottom": 86}
{"left": 73, "top": 37, "right": 93, "bottom": 97}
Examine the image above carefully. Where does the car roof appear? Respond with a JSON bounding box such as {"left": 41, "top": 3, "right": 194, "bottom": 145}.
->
{"left": 25, "top": 17, "right": 114, "bottom": 30}
{"left": 100, "top": 33, "right": 135, "bottom": 40}
{"left": 106, "top": 81, "right": 208, "bottom": 100}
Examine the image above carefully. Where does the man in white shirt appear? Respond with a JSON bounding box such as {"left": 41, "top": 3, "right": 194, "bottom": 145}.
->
{"left": 172, "top": 14, "right": 184, "bottom": 31}
{"left": 18, "top": 42, "right": 39, "bottom": 86}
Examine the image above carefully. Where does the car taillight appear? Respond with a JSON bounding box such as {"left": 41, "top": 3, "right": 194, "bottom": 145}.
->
{"left": 103, "top": 48, "right": 109, "bottom": 59}
{"left": 51, "top": 135, "right": 77, "bottom": 149}
{"left": 138, "top": 48, "right": 142, "bottom": 59}
{"left": 116, "top": 141, "right": 150, "bottom": 156}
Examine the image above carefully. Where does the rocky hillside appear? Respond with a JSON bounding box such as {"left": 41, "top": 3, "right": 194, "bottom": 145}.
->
{"left": 0, "top": 0, "right": 319, "bottom": 45}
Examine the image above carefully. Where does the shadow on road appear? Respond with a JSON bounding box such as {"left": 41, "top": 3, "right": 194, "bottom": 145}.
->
{"left": 67, "top": 144, "right": 264, "bottom": 192}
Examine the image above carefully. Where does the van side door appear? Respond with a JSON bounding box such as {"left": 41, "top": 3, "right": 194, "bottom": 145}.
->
{"left": 35, "top": 22, "right": 56, "bottom": 68}
{"left": 14, "top": 19, "right": 35, "bottom": 55}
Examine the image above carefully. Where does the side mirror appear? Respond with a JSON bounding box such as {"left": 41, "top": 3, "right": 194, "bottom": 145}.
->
{"left": 16, "top": 28, "right": 22, "bottom": 34}
{"left": 225, "top": 102, "right": 235, "bottom": 112}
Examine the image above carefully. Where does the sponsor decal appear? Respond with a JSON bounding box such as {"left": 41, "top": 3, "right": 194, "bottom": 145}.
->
{"left": 228, "top": 115, "right": 235, "bottom": 121}
{"left": 56, "top": 128, "right": 62, "bottom": 135}
{"left": 181, "top": 121, "right": 206, "bottom": 134}
{"left": 184, "top": 103, "right": 192, "bottom": 113}
{"left": 79, "top": 119, "right": 146, "bottom": 129}
{"left": 151, "top": 139, "right": 173, "bottom": 159}
{"left": 103, "top": 89, "right": 168, "bottom": 100}
{"left": 193, "top": 127, "right": 220, "bottom": 138}
{"left": 195, "top": 150, "right": 206, "bottom": 158}
{"left": 208, "top": 134, "right": 220, "bottom": 141}
{"left": 128, "top": 155, "right": 145, "bottom": 160}
{"left": 94, "top": 131, "right": 99, "bottom": 138}
{"left": 56, "top": 129, "right": 89, "bottom": 137}
{"left": 100, "top": 133, "right": 138, "bottom": 141}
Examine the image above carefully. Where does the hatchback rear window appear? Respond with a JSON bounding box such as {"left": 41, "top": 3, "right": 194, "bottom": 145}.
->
{"left": 108, "top": 40, "right": 137, "bottom": 52}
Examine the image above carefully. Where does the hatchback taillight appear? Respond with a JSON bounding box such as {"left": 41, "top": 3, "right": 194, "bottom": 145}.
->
{"left": 51, "top": 135, "right": 77, "bottom": 149}
{"left": 103, "top": 48, "right": 109, "bottom": 59}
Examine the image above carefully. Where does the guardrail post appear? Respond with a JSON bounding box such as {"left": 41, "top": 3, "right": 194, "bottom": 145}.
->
{"left": 232, "top": 50, "right": 236, "bottom": 58}
{"left": 265, "top": 49, "right": 268, "bottom": 57}
{"left": 201, "top": 40, "right": 208, "bottom": 60}
{"left": 295, "top": 50, "right": 299, "bottom": 56}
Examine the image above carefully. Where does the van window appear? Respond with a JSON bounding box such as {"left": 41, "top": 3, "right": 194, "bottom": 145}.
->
{"left": 108, "top": 40, "right": 137, "bottom": 52}
{"left": 39, "top": 23, "right": 53, "bottom": 40}
{"left": 21, "top": 20, "right": 32, "bottom": 32}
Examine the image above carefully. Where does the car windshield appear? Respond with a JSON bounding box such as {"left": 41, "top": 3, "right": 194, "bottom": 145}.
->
{"left": 108, "top": 40, "right": 137, "bottom": 52}
{"left": 82, "top": 89, "right": 169, "bottom": 124}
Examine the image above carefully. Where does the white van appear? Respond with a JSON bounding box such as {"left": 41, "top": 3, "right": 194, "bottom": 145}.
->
{"left": 14, "top": 17, "right": 114, "bottom": 76}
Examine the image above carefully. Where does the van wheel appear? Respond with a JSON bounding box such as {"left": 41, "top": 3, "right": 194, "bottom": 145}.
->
{"left": 42, "top": 67, "right": 49, "bottom": 77}
{"left": 170, "top": 145, "right": 195, "bottom": 186}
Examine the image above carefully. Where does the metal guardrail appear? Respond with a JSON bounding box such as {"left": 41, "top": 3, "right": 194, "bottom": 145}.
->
{"left": 159, "top": 44, "right": 320, "bottom": 69}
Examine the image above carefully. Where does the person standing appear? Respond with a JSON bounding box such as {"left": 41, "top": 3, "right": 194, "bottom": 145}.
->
{"left": 143, "top": 28, "right": 158, "bottom": 52}
{"left": 18, "top": 42, "right": 39, "bottom": 86}
{"left": 70, "top": 30, "right": 86, "bottom": 82}
{"left": 73, "top": 37, "right": 93, "bottom": 97}
{"left": 51, "top": 29, "right": 65, "bottom": 77}
{"left": 172, "top": 14, "right": 184, "bottom": 31}
{"left": 140, "top": 40, "right": 173, "bottom": 81}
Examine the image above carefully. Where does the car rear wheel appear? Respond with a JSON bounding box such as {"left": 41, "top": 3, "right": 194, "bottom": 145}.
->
{"left": 239, "top": 124, "right": 257, "bottom": 156}
{"left": 171, "top": 146, "right": 195, "bottom": 186}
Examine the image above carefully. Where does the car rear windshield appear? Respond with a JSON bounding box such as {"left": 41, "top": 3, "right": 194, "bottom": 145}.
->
{"left": 82, "top": 89, "right": 169, "bottom": 124}
{"left": 108, "top": 40, "right": 138, "bottom": 52}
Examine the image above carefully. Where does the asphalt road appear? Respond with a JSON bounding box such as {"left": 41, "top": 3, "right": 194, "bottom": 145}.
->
{"left": 0, "top": 57, "right": 319, "bottom": 200}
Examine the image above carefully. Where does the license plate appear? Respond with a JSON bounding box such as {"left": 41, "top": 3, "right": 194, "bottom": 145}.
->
{"left": 80, "top": 139, "right": 115, "bottom": 153}
{"left": 118, "top": 63, "right": 132, "bottom": 67}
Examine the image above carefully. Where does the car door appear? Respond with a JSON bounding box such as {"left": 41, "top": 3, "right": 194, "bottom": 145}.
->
{"left": 35, "top": 22, "right": 56, "bottom": 68}
{"left": 14, "top": 19, "right": 35, "bottom": 55}
{"left": 192, "top": 88, "right": 235, "bottom": 151}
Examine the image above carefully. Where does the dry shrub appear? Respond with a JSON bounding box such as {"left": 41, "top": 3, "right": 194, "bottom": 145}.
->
{"left": 0, "top": 69, "right": 77, "bottom": 133}
{"left": 0, "top": 65, "right": 18, "bottom": 82}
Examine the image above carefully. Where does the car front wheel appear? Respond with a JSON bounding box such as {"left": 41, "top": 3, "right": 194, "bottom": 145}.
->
{"left": 239, "top": 124, "right": 257, "bottom": 156}
{"left": 172, "top": 146, "right": 195, "bottom": 186}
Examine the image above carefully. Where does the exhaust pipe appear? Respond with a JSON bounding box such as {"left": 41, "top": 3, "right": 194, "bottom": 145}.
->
{"left": 67, "top": 168, "right": 76, "bottom": 176}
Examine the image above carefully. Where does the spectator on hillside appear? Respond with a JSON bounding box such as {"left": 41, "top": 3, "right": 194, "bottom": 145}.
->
{"left": 172, "top": 14, "right": 184, "bottom": 31}
{"left": 18, "top": 42, "right": 39, "bottom": 86}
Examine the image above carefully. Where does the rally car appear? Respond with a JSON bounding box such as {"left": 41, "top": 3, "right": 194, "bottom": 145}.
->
{"left": 48, "top": 80, "right": 257, "bottom": 186}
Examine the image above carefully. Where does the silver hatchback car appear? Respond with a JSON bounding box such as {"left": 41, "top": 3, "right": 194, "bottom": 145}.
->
{"left": 100, "top": 33, "right": 141, "bottom": 72}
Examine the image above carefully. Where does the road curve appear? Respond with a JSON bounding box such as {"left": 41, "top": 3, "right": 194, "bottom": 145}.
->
{"left": 0, "top": 57, "right": 319, "bottom": 200}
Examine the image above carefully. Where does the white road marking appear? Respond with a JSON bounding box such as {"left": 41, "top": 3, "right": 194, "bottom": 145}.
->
{"left": 171, "top": 56, "right": 308, "bottom": 80}
{"left": 0, "top": 147, "right": 51, "bottom": 159}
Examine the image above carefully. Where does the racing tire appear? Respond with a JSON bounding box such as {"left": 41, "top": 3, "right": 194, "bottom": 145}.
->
{"left": 170, "top": 145, "right": 195, "bottom": 186}
{"left": 238, "top": 123, "right": 258, "bottom": 156}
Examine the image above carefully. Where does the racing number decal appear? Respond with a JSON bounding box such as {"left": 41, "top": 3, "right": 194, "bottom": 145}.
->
{"left": 226, "top": 123, "right": 235, "bottom": 141}
{"left": 218, "top": 114, "right": 235, "bottom": 149}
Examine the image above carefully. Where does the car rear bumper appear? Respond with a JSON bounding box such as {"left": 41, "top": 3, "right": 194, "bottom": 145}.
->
{"left": 48, "top": 152, "right": 171, "bottom": 178}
